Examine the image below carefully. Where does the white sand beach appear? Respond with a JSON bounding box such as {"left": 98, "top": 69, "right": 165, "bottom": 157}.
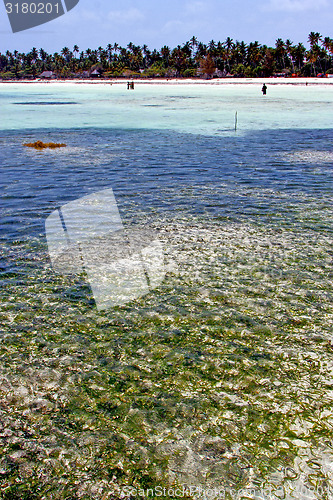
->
{"left": 1, "top": 77, "right": 333, "bottom": 86}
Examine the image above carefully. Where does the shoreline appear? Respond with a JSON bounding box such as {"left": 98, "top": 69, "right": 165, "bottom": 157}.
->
{"left": 1, "top": 77, "right": 333, "bottom": 86}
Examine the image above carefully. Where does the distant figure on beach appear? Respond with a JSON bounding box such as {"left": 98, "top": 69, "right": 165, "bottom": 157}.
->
{"left": 262, "top": 84, "right": 267, "bottom": 95}
{"left": 127, "top": 81, "right": 135, "bottom": 90}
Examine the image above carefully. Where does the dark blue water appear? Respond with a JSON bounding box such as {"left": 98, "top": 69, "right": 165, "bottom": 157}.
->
{"left": 1, "top": 127, "right": 332, "bottom": 242}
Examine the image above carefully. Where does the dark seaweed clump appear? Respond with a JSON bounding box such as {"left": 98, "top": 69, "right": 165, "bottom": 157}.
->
{"left": 23, "top": 141, "right": 66, "bottom": 150}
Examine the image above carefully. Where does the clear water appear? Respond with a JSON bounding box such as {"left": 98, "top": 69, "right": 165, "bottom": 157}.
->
{"left": 0, "top": 83, "right": 333, "bottom": 499}
{"left": 2, "top": 82, "right": 333, "bottom": 134}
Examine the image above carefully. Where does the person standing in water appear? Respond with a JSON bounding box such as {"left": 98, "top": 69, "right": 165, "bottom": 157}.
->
{"left": 262, "top": 84, "right": 267, "bottom": 95}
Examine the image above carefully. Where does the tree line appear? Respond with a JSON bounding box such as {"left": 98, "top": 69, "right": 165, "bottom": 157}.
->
{"left": 1, "top": 33, "right": 332, "bottom": 80}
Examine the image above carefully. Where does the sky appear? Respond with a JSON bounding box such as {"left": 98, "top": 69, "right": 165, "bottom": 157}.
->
{"left": 0, "top": 0, "right": 332, "bottom": 53}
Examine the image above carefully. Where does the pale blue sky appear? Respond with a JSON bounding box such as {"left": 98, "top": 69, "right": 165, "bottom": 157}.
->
{"left": 1, "top": 0, "right": 332, "bottom": 53}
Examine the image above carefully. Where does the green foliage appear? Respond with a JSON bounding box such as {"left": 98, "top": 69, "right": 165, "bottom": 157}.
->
{"left": 122, "top": 69, "right": 141, "bottom": 77}
{"left": 142, "top": 63, "right": 167, "bottom": 77}
{"left": 0, "top": 71, "right": 16, "bottom": 80}
{"left": 231, "top": 64, "right": 254, "bottom": 77}
{"left": 183, "top": 68, "right": 198, "bottom": 78}
{"left": 90, "top": 63, "right": 104, "bottom": 72}
{"left": 302, "top": 62, "right": 313, "bottom": 77}
{"left": 1, "top": 33, "right": 332, "bottom": 79}
{"left": 200, "top": 54, "right": 215, "bottom": 76}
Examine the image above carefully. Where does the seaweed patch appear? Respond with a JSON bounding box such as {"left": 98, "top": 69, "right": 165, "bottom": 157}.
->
{"left": 23, "top": 141, "right": 67, "bottom": 149}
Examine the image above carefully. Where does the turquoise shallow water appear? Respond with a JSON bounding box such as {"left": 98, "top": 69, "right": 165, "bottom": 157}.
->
{"left": 1, "top": 83, "right": 333, "bottom": 134}
{"left": 0, "top": 84, "right": 333, "bottom": 499}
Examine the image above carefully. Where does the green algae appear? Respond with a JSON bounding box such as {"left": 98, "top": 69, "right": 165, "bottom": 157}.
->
{"left": 0, "top": 216, "right": 333, "bottom": 499}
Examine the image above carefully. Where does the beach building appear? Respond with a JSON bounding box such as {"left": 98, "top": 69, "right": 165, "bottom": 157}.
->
{"left": 39, "top": 71, "right": 56, "bottom": 79}
{"left": 90, "top": 69, "right": 101, "bottom": 78}
{"left": 76, "top": 71, "right": 89, "bottom": 79}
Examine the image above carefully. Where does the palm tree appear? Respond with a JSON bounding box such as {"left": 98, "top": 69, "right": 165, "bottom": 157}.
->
{"left": 142, "top": 44, "right": 151, "bottom": 68}
{"left": 196, "top": 42, "right": 207, "bottom": 58}
{"left": 39, "top": 48, "right": 47, "bottom": 61}
{"left": 224, "top": 37, "right": 234, "bottom": 70}
{"left": 247, "top": 41, "right": 260, "bottom": 70}
{"left": 208, "top": 40, "right": 216, "bottom": 55}
{"left": 106, "top": 44, "right": 113, "bottom": 63}
{"left": 322, "top": 37, "right": 333, "bottom": 57}
{"left": 160, "top": 46, "right": 170, "bottom": 67}
{"left": 96, "top": 46, "right": 103, "bottom": 61}
{"left": 308, "top": 32, "right": 322, "bottom": 75}
{"left": 275, "top": 38, "right": 285, "bottom": 69}
{"left": 308, "top": 32, "right": 321, "bottom": 49}
{"left": 224, "top": 37, "right": 233, "bottom": 51}
{"left": 322, "top": 37, "right": 331, "bottom": 49}
{"left": 190, "top": 36, "right": 198, "bottom": 55}
{"left": 61, "top": 47, "right": 70, "bottom": 65}
{"left": 285, "top": 39, "right": 294, "bottom": 72}
{"left": 29, "top": 47, "right": 39, "bottom": 64}
{"left": 171, "top": 45, "right": 187, "bottom": 76}
{"left": 292, "top": 43, "right": 306, "bottom": 72}
{"left": 1, "top": 33, "right": 332, "bottom": 80}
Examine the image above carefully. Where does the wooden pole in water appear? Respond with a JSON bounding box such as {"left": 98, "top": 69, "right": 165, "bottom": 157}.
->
{"left": 235, "top": 111, "right": 238, "bottom": 131}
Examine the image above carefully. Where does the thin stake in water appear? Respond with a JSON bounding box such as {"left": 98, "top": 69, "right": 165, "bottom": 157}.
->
{"left": 235, "top": 111, "right": 238, "bottom": 131}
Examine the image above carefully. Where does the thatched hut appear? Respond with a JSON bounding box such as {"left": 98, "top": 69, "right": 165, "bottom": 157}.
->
{"left": 90, "top": 69, "right": 101, "bottom": 78}
{"left": 39, "top": 71, "right": 56, "bottom": 79}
